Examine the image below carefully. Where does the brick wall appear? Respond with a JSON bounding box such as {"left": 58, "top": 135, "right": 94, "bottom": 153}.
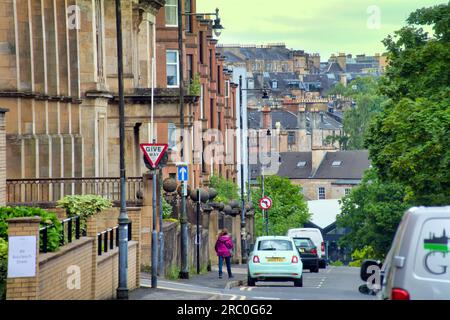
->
{"left": 6, "top": 212, "right": 141, "bottom": 300}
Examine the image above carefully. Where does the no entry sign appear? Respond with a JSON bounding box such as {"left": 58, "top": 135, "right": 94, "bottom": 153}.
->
{"left": 140, "top": 143, "right": 168, "bottom": 169}
{"left": 259, "top": 197, "right": 272, "bottom": 210}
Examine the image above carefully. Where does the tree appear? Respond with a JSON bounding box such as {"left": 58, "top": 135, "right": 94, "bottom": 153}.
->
{"left": 337, "top": 3, "right": 450, "bottom": 258}
{"left": 210, "top": 175, "right": 239, "bottom": 203}
{"left": 337, "top": 170, "right": 410, "bottom": 258}
{"left": 251, "top": 176, "right": 310, "bottom": 236}
{"left": 327, "top": 76, "right": 386, "bottom": 150}
{"left": 366, "top": 3, "right": 450, "bottom": 205}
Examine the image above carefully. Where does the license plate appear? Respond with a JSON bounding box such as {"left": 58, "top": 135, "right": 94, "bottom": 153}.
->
{"left": 267, "top": 257, "right": 285, "bottom": 262}
{"left": 299, "top": 248, "right": 305, "bottom": 253}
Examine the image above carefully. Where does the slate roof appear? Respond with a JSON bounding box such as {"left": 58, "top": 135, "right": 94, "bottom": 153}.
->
{"left": 248, "top": 110, "right": 299, "bottom": 130}
{"left": 218, "top": 46, "right": 293, "bottom": 62}
{"left": 249, "top": 150, "right": 370, "bottom": 181}
{"left": 277, "top": 152, "right": 312, "bottom": 179}
{"left": 313, "top": 150, "right": 370, "bottom": 179}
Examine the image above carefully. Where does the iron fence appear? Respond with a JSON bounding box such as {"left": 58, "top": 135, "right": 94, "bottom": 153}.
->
{"left": 39, "top": 215, "right": 83, "bottom": 253}
{"left": 97, "top": 222, "right": 132, "bottom": 256}
{"left": 6, "top": 177, "right": 143, "bottom": 207}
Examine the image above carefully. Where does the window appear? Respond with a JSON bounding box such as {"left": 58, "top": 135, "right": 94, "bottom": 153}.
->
{"left": 297, "top": 161, "right": 306, "bottom": 167}
{"left": 168, "top": 123, "right": 177, "bottom": 150}
{"left": 210, "top": 99, "right": 214, "bottom": 127}
{"left": 345, "top": 188, "right": 351, "bottom": 196}
{"left": 199, "top": 32, "right": 204, "bottom": 64}
{"left": 258, "top": 240, "right": 293, "bottom": 251}
{"left": 318, "top": 187, "right": 326, "bottom": 200}
{"left": 288, "top": 131, "right": 295, "bottom": 145}
{"left": 187, "top": 54, "right": 193, "bottom": 83}
{"left": 165, "top": 0, "right": 178, "bottom": 27}
{"left": 200, "top": 85, "right": 204, "bottom": 118}
{"left": 209, "top": 49, "right": 213, "bottom": 80}
{"left": 272, "top": 80, "right": 278, "bottom": 89}
{"left": 185, "top": 0, "right": 192, "bottom": 32}
{"left": 166, "top": 50, "right": 179, "bottom": 87}
{"left": 332, "top": 160, "right": 342, "bottom": 167}
{"left": 225, "top": 80, "right": 230, "bottom": 98}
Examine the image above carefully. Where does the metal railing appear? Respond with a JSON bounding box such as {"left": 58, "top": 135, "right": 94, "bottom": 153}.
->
{"left": 6, "top": 177, "right": 143, "bottom": 207}
{"left": 97, "top": 222, "right": 132, "bottom": 256}
{"left": 40, "top": 215, "right": 83, "bottom": 253}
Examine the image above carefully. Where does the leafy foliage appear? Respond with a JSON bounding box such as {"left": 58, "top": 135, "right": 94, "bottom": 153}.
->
{"left": 210, "top": 175, "right": 240, "bottom": 204}
{"left": 327, "top": 76, "right": 386, "bottom": 150}
{"left": 365, "top": 3, "right": 450, "bottom": 205}
{"left": 337, "top": 170, "right": 410, "bottom": 258}
{"left": 0, "top": 206, "right": 62, "bottom": 252}
{"left": 0, "top": 238, "right": 7, "bottom": 300}
{"left": 337, "top": 3, "right": 450, "bottom": 258}
{"left": 57, "top": 195, "right": 112, "bottom": 233}
{"left": 251, "top": 176, "right": 310, "bottom": 236}
{"left": 188, "top": 73, "right": 201, "bottom": 96}
{"left": 348, "top": 245, "right": 378, "bottom": 267}
{"left": 162, "top": 196, "right": 173, "bottom": 219}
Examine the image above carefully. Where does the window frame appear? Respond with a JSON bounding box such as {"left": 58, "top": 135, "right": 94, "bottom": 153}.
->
{"left": 165, "top": 0, "right": 178, "bottom": 27}
{"left": 318, "top": 187, "right": 326, "bottom": 200}
{"left": 166, "top": 50, "right": 180, "bottom": 88}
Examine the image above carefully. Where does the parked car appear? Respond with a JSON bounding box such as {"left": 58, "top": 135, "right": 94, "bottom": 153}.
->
{"left": 293, "top": 237, "right": 320, "bottom": 273}
{"left": 360, "top": 206, "right": 450, "bottom": 300}
{"left": 248, "top": 236, "right": 303, "bottom": 287}
{"left": 287, "top": 228, "right": 327, "bottom": 268}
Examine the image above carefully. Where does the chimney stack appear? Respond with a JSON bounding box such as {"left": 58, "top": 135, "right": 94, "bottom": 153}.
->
{"left": 262, "top": 106, "right": 272, "bottom": 129}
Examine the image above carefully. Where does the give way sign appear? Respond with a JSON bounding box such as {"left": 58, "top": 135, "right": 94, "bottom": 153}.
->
{"left": 259, "top": 197, "right": 272, "bottom": 210}
{"left": 140, "top": 143, "right": 168, "bottom": 169}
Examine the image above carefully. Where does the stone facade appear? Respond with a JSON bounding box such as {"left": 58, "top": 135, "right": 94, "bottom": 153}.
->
{"left": 0, "top": 108, "right": 7, "bottom": 205}
{"left": 0, "top": 0, "right": 164, "bottom": 183}
{"left": 154, "top": 0, "right": 238, "bottom": 188}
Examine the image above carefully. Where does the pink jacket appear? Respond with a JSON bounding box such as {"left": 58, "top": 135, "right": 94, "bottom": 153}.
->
{"left": 215, "top": 235, "right": 234, "bottom": 257}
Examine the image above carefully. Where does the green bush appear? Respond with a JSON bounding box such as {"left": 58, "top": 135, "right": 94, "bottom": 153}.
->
{"left": 166, "top": 264, "right": 181, "bottom": 280}
{"left": 349, "top": 245, "right": 378, "bottom": 267}
{"left": 57, "top": 195, "right": 112, "bottom": 233}
{"left": 330, "top": 260, "right": 344, "bottom": 267}
{"left": 210, "top": 175, "right": 240, "bottom": 204}
{"left": 0, "top": 238, "right": 7, "bottom": 300}
{"left": 188, "top": 73, "right": 201, "bottom": 96}
{"left": 0, "top": 206, "right": 62, "bottom": 252}
{"left": 162, "top": 197, "right": 173, "bottom": 219}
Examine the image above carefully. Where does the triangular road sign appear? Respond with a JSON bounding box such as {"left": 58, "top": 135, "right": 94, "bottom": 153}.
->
{"left": 140, "top": 143, "right": 168, "bottom": 169}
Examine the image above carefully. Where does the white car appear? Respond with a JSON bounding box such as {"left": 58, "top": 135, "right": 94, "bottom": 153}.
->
{"left": 287, "top": 228, "right": 327, "bottom": 268}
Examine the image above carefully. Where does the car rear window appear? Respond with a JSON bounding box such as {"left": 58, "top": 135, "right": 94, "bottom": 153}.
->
{"left": 258, "top": 240, "right": 293, "bottom": 251}
{"left": 293, "top": 238, "right": 313, "bottom": 248}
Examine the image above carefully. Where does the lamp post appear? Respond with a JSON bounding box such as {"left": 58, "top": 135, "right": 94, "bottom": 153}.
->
{"left": 177, "top": 4, "right": 223, "bottom": 278}
{"left": 238, "top": 79, "right": 270, "bottom": 242}
{"left": 115, "top": 0, "right": 128, "bottom": 300}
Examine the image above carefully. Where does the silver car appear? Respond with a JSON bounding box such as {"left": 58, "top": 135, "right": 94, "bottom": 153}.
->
{"left": 360, "top": 206, "right": 450, "bottom": 300}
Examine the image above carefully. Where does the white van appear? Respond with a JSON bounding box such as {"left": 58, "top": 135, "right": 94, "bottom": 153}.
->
{"left": 360, "top": 206, "right": 450, "bottom": 300}
{"left": 287, "top": 228, "right": 326, "bottom": 268}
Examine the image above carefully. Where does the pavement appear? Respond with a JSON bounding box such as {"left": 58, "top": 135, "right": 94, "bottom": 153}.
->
{"left": 129, "top": 265, "right": 375, "bottom": 300}
{"left": 129, "top": 264, "right": 247, "bottom": 300}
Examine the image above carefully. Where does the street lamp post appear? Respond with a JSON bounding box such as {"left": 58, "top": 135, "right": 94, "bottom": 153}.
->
{"left": 238, "top": 83, "right": 270, "bottom": 240}
{"left": 238, "top": 75, "right": 247, "bottom": 263}
{"left": 115, "top": 0, "right": 129, "bottom": 300}
{"left": 177, "top": 0, "right": 189, "bottom": 280}
{"left": 177, "top": 4, "right": 224, "bottom": 278}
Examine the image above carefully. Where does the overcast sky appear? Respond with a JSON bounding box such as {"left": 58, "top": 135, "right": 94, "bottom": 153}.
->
{"left": 197, "top": 0, "right": 443, "bottom": 58}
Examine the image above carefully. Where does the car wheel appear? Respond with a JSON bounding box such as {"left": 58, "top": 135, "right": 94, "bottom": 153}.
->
{"left": 319, "top": 260, "right": 327, "bottom": 269}
{"left": 294, "top": 277, "right": 303, "bottom": 287}
{"left": 247, "top": 274, "right": 256, "bottom": 287}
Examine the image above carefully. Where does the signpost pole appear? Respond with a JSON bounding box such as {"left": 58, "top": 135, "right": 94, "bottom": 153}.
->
{"left": 196, "top": 189, "right": 200, "bottom": 274}
{"left": 158, "top": 171, "right": 165, "bottom": 277}
{"left": 152, "top": 162, "right": 158, "bottom": 288}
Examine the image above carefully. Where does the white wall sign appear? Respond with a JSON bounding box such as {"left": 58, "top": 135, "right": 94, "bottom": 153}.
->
{"left": 7, "top": 236, "right": 37, "bottom": 278}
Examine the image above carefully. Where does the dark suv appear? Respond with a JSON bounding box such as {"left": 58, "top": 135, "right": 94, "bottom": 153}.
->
{"left": 293, "top": 237, "right": 319, "bottom": 273}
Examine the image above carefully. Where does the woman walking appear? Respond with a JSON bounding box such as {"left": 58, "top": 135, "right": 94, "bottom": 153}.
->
{"left": 215, "top": 228, "right": 234, "bottom": 279}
